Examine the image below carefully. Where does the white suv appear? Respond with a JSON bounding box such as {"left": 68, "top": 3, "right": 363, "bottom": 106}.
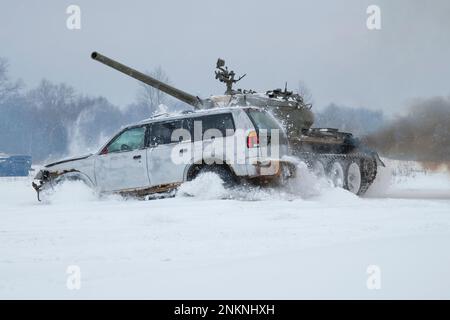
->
{"left": 32, "top": 107, "right": 295, "bottom": 199}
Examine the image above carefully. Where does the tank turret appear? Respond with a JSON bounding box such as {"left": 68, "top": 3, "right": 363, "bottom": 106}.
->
{"left": 211, "top": 58, "right": 314, "bottom": 136}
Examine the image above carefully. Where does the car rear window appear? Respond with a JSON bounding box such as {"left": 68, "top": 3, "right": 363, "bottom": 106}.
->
{"left": 246, "top": 109, "right": 288, "bottom": 145}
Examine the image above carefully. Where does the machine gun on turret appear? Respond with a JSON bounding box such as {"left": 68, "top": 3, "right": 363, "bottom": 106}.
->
{"left": 214, "top": 58, "right": 246, "bottom": 95}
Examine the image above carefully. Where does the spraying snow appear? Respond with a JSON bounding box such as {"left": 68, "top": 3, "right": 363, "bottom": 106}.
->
{"left": 0, "top": 159, "right": 449, "bottom": 299}
{"left": 42, "top": 181, "right": 98, "bottom": 204}
{"left": 177, "top": 172, "right": 230, "bottom": 200}
{"left": 177, "top": 160, "right": 336, "bottom": 201}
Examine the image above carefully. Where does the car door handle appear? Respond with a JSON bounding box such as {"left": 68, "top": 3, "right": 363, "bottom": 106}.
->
{"left": 133, "top": 155, "right": 142, "bottom": 160}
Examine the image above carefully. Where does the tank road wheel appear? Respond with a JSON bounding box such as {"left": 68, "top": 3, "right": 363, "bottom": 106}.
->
{"left": 311, "top": 160, "right": 326, "bottom": 178}
{"left": 346, "top": 161, "right": 362, "bottom": 195}
{"left": 327, "top": 160, "right": 345, "bottom": 188}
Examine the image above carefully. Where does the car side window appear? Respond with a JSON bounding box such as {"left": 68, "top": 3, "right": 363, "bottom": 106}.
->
{"left": 205, "top": 114, "right": 235, "bottom": 135}
{"left": 149, "top": 120, "right": 184, "bottom": 146}
{"left": 106, "top": 126, "right": 146, "bottom": 153}
{"left": 187, "top": 113, "right": 235, "bottom": 141}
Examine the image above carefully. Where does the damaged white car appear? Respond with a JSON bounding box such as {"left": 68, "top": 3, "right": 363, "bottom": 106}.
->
{"left": 32, "top": 107, "right": 295, "bottom": 200}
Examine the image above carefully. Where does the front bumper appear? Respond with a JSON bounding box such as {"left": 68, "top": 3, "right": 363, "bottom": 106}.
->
{"left": 31, "top": 170, "right": 52, "bottom": 201}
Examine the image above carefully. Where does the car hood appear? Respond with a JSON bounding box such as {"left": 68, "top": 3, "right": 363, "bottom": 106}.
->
{"left": 45, "top": 154, "right": 93, "bottom": 168}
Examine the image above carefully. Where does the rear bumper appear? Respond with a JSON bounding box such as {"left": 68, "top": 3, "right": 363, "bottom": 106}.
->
{"left": 251, "top": 159, "right": 296, "bottom": 179}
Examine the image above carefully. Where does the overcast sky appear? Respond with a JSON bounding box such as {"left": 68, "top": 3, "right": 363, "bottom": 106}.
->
{"left": 1, "top": 0, "right": 449, "bottom": 114}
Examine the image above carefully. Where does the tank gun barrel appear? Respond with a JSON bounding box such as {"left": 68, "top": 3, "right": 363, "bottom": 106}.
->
{"left": 91, "top": 51, "right": 202, "bottom": 109}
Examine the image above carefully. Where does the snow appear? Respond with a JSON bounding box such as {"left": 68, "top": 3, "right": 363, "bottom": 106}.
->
{"left": 0, "top": 160, "right": 449, "bottom": 299}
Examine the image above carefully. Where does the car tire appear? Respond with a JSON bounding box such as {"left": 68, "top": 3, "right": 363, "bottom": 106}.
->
{"left": 196, "top": 165, "right": 237, "bottom": 188}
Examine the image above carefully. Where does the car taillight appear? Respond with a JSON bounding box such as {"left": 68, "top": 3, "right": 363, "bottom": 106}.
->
{"left": 247, "top": 131, "right": 259, "bottom": 148}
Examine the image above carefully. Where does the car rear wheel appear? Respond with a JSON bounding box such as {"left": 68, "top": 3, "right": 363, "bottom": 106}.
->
{"left": 191, "top": 165, "right": 237, "bottom": 188}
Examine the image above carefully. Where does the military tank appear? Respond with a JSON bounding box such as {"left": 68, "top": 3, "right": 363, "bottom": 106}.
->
{"left": 91, "top": 52, "right": 384, "bottom": 195}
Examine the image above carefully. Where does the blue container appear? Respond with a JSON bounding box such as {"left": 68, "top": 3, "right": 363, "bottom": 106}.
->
{"left": 0, "top": 154, "right": 32, "bottom": 177}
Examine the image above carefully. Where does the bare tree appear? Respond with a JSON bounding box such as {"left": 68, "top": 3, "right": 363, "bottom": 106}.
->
{"left": 297, "top": 80, "right": 313, "bottom": 106}
{"left": 27, "top": 79, "right": 77, "bottom": 121}
{"left": 24, "top": 80, "right": 79, "bottom": 160}
{"left": 136, "top": 66, "right": 170, "bottom": 115}
{"left": 0, "top": 57, "right": 23, "bottom": 103}
{"left": 365, "top": 96, "right": 450, "bottom": 161}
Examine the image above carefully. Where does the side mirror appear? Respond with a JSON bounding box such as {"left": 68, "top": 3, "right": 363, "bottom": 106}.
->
{"left": 100, "top": 147, "right": 108, "bottom": 155}
{"left": 121, "top": 144, "right": 131, "bottom": 151}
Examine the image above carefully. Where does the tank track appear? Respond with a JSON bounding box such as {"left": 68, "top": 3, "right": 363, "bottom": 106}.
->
{"left": 295, "top": 151, "right": 378, "bottom": 195}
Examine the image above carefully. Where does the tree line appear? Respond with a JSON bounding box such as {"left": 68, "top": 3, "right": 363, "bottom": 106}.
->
{"left": 1, "top": 55, "right": 448, "bottom": 163}
{"left": 0, "top": 57, "right": 186, "bottom": 162}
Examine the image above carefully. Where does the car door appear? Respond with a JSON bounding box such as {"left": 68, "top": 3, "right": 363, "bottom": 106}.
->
{"left": 146, "top": 119, "right": 192, "bottom": 187}
{"left": 196, "top": 113, "right": 236, "bottom": 164}
{"left": 94, "top": 125, "right": 150, "bottom": 192}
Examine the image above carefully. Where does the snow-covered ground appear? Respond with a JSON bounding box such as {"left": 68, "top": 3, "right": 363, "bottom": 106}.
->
{"left": 0, "top": 159, "right": 449, "bottom": 299}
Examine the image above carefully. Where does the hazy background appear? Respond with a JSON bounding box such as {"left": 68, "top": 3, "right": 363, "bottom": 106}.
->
{"left": 1, "top": 0, "right": 450, "bottom": 112}
{"left": 1, "top": 0, "right": 449, "bottom": 162}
